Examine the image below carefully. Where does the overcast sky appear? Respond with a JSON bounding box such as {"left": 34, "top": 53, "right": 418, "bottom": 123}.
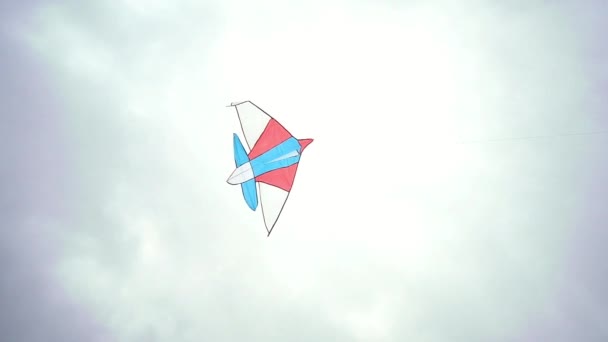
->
{"left": 2, "top": 1, "right": 608, "bottom": 341}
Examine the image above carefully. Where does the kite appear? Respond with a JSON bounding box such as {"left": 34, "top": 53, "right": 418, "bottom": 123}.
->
{"left": 226, "top": 101, "right": 313, "bottom": 236}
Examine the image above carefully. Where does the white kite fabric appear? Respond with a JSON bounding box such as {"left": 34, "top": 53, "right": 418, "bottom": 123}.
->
{"left": 233, "top": 101, "right": 270, "bottom": 150}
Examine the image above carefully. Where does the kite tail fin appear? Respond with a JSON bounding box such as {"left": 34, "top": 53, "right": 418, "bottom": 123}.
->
{"left": 233, "top": 133, "right": 258, "bottom": 210}
{"left": 233, "top": 133, "right": 249, "bottom": 167}
{"left": 241, "top": 179, "right": 258, "bottom": 211}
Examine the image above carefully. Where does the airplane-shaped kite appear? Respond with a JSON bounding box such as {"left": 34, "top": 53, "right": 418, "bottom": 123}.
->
{"left": 226, "top": 101, "right": 313, "bottom": 236}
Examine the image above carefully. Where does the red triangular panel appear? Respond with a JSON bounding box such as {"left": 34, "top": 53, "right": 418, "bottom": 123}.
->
{"left": 299, "top": 138, "right": 313, "bottom": 151}
{"left": 248, "top": 119, "right": 293, "bottom": 160}
{"left": 255, "top": 163, "right": 299, "bottom": 192}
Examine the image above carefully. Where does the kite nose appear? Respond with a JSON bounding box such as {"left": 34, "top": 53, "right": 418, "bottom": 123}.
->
{"left": 299, "top": 139, "right": 313, "bottom": 152}
{"left": 227, "top": 170, "right": 238, "bottom": 184}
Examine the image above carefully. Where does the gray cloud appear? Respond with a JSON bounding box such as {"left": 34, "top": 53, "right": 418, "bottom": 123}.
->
{"left": 3, "top": 1, "right": 608, "bottom": 341}
{"left": 0, "top": 30, "right": 112, "bottom": 341}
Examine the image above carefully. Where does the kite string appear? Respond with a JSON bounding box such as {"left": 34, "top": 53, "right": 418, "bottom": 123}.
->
{"left": 453, "top": 130, "right": 608, "bottom": 144}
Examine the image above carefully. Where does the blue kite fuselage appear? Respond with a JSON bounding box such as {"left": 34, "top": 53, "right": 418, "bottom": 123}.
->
{"left": 227, "top": 134, "right": 303, "bottom": 211}
{"left": 227, "top": 134, "right": 302, "bottom": 185}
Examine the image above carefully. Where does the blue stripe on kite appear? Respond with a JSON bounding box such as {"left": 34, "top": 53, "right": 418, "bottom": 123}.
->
{"left": 250, "top": 137, "right": 301, "bottom": 177}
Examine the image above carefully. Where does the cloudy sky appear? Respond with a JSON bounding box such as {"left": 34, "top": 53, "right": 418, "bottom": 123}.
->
{"left": 2, "top": 0, "right": 608, "bottom": 341}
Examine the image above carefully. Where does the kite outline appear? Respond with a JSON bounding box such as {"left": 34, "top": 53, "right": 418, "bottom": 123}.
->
{"left": 226, "top": 100, "right": 313, "bottom": 236}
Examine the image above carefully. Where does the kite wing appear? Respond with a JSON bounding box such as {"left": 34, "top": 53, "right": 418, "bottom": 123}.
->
{"left": 256, "top": 161, "right": 301, "bottom": 234}
{"left": 231, "top": 101, "right": 274, "bottom": 150}
{"left": 229, "top": 101, "right": 311, "bottom": 235}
